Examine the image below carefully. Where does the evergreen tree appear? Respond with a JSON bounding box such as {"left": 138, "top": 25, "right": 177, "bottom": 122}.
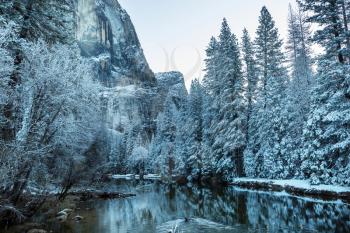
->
{"left": 201, "top": 91, "right": 216, "bottom": 177}
{"left": 152, "top": 95, "right": 177, "bottom": 176}
{"left": 253, "top": 7, "right": 288, "bottom": 178}
{"left": 241, "top": 28, "right": 258, "bottom": 125}
{"left": 301, "top": 61, "right": 350, "bottom": 185}
{"left": 255, "top": 7, "right": 286, "bottom": 108}
{"left": 281, "top": 4, "right": 314, "bottom": 178}
{"left": 185, "top": 79, "right": 204, "bottom": 181}
{"left": 203, "top": 37, "right": 220, "bottom": 95}
{"left": 201, "top": 36, "right": 220, "bottom": 177}
{"left": 340, "top": 0, "right": 350, "bottom": 60}
{"left": 298, "top": 0, "right": 350, "bottom": 185}
{"left": 210, "top": 19, "right": 246, "bottom": 180}
{"left": 152, "top": 80, "right": 188, "bottom": 177}
{"left": 298, "top": 0, "right": 350, "bottom": 63}
{"left": 241, "top": 29, "right": 258, "bottom": 177}
{"left": 174, "top": 101, "right": 190, "bottom": 175}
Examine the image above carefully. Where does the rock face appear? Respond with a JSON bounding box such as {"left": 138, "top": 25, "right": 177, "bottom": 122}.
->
{"left": 76, "top": 0, "right": 158, "bottom": 167}
{"left": 155, "top": 71, "right": 188, "bottom": 112}
{"left": 75, "top": 0, "right": 187, "bottom": 170}
{"left": 76, "top": 0, "right": 155, "bottom": 87}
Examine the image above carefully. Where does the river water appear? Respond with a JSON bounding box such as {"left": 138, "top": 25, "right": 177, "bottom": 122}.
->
{"left": 30, "top": 181, "right": 350, "bottom": 232}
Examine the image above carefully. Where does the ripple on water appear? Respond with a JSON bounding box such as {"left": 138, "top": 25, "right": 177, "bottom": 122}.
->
{"left": 156, "top": 218, "right": 320, "bottom": 233}
{"left": 156, "top": 218, "right": 245, "bottom": 233}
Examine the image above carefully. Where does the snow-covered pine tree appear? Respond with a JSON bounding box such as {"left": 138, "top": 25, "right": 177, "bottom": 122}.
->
{"left": 339, "top": 0, "right": 350, "bottom": 60}
{"left": 174, "top": 100, "right": 190, "bottom": 175}
{"left": 203, "top": 37, "right": 221, "bottom": 96}
{"left": 201, "top": 37, "right": 220, "bottom": 177}
{"left": 211, "top": 18, "right": 246, "bottom": 180}
{"left": 287, "top": 4, "right": 314, "bottom": 101}
{"left": 185, "top": 79, "right": 204, "bottom": 181}
{"left": 298, "top": 0, "right": 349, "bottom": 63}
{"left": 152, "top": 95, "right": 177, "bottom": 176}
{"left": 301, "top": 61, "right": 350, "bottom": 185}
{"left": 152, "top": 80, "right": 187, "bottom": 177}
{"left": 281, "top": 4, "right": 314, "bottom": 178}
{"left": 201, "top": 91, "right": 216, "bottom": 177}
{"left": 241, "top": 28, "right": 259, "bottom": 177}
{"left": 241, "top": 29, "right": 258, "bottom": 133}
{"left": 253, "top": 7, "right": 288, "bottom": 179}
{"left": 298, "top": 0, "right": 350, "bottom": 185}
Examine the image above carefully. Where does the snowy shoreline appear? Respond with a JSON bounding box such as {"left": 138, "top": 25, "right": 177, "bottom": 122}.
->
{"left": 110, "top": 174, "right": 162, "bottom": 180}
{"left": 109, "top": 174, "right": 350, "bottom": 203}
{"left": 230, "top": 178, "right": 350, "bottom": 203}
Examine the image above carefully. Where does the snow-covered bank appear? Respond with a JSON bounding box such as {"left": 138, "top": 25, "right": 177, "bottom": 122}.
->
{"left": 110, "top": 174, "right": 161, "bottom": 180}
{"left": 231, "top": 178, "right": 350, "bottom": 203}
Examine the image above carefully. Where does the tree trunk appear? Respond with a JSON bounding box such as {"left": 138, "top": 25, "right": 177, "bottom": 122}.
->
{"left": 330, "top": 1, "right": 345, "bottom": 63}
{"left": 10, "top": 163, "right": 32, "bottom": 205}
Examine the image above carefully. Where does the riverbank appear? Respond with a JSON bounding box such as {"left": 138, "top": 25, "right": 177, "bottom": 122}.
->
{"left": 109, "top": 174, "right": 350, "bottom": 203}
{"left": 230, "top": 178, "right": 350, "bottom": 204}
{"left": 0, "top": 187, "right": 136, "bottom": 233}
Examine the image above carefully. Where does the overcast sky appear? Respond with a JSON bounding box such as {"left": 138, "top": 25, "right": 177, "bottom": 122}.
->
{"left": 119, "top": 0, "right": 297, "bottom": 88}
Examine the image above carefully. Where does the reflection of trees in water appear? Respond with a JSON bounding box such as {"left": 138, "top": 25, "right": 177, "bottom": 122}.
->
{"left": 170, "top": 186, "right": 350, "bottom": 232}
{"left": 97, "top": 183, "right": 350, "bottom": 233}
{"left": 176, "top": 186, "right": 248, "bottom": 225}
{"left": 245, "top": 192, "right": 350, "bottom": 232}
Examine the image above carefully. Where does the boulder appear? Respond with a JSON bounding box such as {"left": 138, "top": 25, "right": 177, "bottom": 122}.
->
{"left": 72, "top": 215, "right": 84, "bottom": 221}
{"left": 56, "top": 213, "right": 68, "bottom": 222}
{"left": 56, "top": 208, "right": 73, "bottom": 216}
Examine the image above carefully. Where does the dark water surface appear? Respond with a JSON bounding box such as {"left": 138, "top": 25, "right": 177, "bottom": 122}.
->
{"left": 16, "top": 181, "right": 350, "bottom": 232}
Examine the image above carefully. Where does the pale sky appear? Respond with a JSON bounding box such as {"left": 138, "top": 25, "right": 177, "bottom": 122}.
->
{"left": 118, "top": 0, "right": 297, "bottom": 88}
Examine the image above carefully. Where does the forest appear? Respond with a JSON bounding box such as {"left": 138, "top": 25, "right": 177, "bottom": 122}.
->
{"left": 0, "top": 0, "right": 350, "bottom": 232}
{"left": 149, "top": 1, "right": 350, "bottom": 186}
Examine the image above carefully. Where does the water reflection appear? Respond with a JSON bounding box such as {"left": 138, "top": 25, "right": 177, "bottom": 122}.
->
{"left": 39, "top": 181, "right": 350, "bottom": 232}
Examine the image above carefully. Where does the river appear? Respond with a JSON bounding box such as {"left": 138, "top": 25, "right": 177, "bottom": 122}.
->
{"left": 25, "top": 180, "right": 350, "bottom": 232}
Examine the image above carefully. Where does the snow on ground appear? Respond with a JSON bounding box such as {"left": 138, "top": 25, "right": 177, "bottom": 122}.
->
{"left": 231, "top": 186, "right": 347, "bottom": 205}
{"left": 111, "top": 174, "right": 161, "bottom": 180}
{"left": 232, "top": 178, "right": 350, "bottom": 193}
{"left": 25, "top": 185, "right": 60, "bottom": 195}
